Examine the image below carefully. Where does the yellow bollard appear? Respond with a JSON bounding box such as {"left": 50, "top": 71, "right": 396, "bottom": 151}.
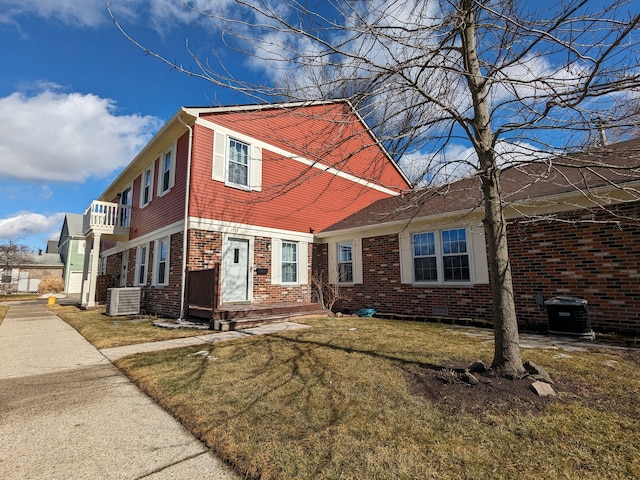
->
{"left": 48, "top": 296, "right": 56, "bottom": 305}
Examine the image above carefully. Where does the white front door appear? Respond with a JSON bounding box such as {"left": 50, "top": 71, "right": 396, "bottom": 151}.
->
{"left": 223, "top": 238, "right": 250, "bottom": 303}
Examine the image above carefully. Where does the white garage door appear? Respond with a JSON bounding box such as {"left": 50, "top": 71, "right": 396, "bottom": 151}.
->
{"left": 68, "top": 272, "right": 84, "bottom": 293}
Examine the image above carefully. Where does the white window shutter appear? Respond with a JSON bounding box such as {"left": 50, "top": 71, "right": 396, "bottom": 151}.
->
{"left": 353, "top": 239, "right": 363, "bottom": 284}
{"left": 251, "top": 145, "right": 262, "bottom": 191}
{"left": 213, "top": 132, "right": 226, "bottom": 182}
{"left": 328, "top": 242, "right": 338, "bottom": 284}
{"left": 470, "top": 225, "right": 489, "bottom": 284}
{"left": 399, "top": 232, "right": 413, "bottom": 284}
{"left": 299, "top": 242, "right": 308, "bottom": 285}
{"left": 271, "top": 238, "right": 281, "bottom": 284}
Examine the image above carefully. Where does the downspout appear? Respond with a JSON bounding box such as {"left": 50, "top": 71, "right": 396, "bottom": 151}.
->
{"left": 177, "top": 114, "right": 193, "bottom": 321}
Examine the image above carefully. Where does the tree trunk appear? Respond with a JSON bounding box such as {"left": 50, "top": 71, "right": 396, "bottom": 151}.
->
{"left": 480, "top": 161, "right": 525, "bottom": 377}
{"left": 460, "top": 0, "right": 525, "bottom": 377}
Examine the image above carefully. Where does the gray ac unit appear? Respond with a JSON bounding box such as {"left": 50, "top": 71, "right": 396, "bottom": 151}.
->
{"left": 106, "top": 287, "right": 141, "bottom": 316}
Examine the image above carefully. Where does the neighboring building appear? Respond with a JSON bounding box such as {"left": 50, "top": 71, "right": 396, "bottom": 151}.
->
{"left": 0, "top": 250, "right": 63, "bottom": 294}
{"left": 315, "top": 139, "right": 640, "bottom": 335}
{"left": 58, "top": 213, "right": 92, "bottom": 294}
{"left": 79, "top": 100, "right": 411, "bottom": 323}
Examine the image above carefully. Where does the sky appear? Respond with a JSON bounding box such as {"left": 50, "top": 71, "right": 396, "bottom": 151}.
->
{"left": 0, "top": 0, "right": 253, "bottom": 251}
{"left": 0, "top": 0, "right": 635, "bottom": 251}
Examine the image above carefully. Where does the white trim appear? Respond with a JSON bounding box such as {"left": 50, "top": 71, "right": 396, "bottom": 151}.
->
{"left": 189, "top": 217, "right": 314, "bottom": 244}
{"left": 153, "top": 236, "right": 170, "bottom": 287}
{"left": 196, "top": 117, "right": 400, "bottom": 197}
{"left": 140, "top": 162, "right": 154, "bottom": 208}
{"left": 134, "top": 243, "right": 149, "bottom": 286}
{"left": 280, "top": 240, "right": 299, "bottom": 285}
{"left": 328, "top": 239, "right": 364, "bottom": 285}
{"left": 400, "top": 225, "right": 486, "bottom": 286}
{"left": 101, "top": 220, "right": 184, "bottom": 257}
{"left": 157, "top": 142, "right": 176, "bottom": 197}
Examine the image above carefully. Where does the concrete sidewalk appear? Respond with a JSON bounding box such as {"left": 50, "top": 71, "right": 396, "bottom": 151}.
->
{"left": 101, "top": 321, "right": 311, "bottom": 360}
{"left": 0, "top": 301, "right": 240, "bottom": 479}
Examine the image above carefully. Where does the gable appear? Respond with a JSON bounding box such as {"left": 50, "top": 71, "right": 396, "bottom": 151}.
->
{"left": 197, "top": 101, "right": 411, "bottom": 193}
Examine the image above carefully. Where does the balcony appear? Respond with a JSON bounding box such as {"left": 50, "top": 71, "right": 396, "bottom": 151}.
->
{"left": 83, "top": 201, "right": 131, "bottom": 241}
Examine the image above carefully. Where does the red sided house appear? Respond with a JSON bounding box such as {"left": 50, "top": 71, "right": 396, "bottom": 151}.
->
{"left": 314, "top": 139, "right": 640, "bottom": 335}
{"left": 79, "top": 101, "right": 411, "bottom": 327}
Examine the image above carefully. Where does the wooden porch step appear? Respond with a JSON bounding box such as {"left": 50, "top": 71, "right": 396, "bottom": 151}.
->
{"left": 213, "top": 304, "right": 326, "bottom": 332}
{"left": 216, "top": 302, "right": 323, "bottom": 321}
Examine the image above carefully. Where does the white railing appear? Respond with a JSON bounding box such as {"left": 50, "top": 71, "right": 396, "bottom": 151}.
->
{"left": 83, "top": 201, "right": 131, "bottom": 235}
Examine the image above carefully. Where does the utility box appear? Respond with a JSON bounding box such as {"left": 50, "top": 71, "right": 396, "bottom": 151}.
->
{"left": 544, "top": 296, "right": 595, "bottom": 340}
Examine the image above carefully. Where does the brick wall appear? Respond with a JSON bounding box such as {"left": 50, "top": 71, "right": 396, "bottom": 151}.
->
{"left": 315, "top": 201, "right": 640, "bottom": 334}
{"left": 318, "top": 235, "right": 493, "bottom": 324}
{"left": 508, "top": 202, "right": 640, "bottom": 334}
{"left": 141, "top": 233, "right": 183, "bottom": 318}
{"left": 187, "top": 229, "right": 312, "bottom": 305}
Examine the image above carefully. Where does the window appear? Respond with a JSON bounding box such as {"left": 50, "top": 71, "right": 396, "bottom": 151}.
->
{"left": 337, "top": 242, "right": 354, "bottom": 283}
{"left": 135, "top": 244, "right": 148, "bottom": 286}
{"left": 228, "top": 138, "right": 249, "bottom": 187}
{"left": 141, "top": 165, "right": 153, "bottom": 207}
{"left": 412, "top": 228, "right": 470, "bottom": 283}
{"left": 442, "top": 228, "right": 470, "bottom": 281}
{"left": 119, "top": 187, "right": 131, "bottom": 228}
{"left": 158, "top": 145, "right": 175, "bottom": 196}
{"left": 281, "top": 241, "right": 298, "bottom": 284}
{"left": 413, "top": 232, "right": 437, "bottom": 282}
{"left": 154, "top": 237, "right": 170, "bottom": 286}
{"left": 78, "top": 240, "right": 86, "bottom": 255}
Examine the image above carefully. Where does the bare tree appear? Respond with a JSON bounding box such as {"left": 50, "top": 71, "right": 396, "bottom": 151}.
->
{"left": 108, "top": 0, "right": 640, "bottom": 376}
{"left": 0, "top": 240, "right": 32, "bottom": 297}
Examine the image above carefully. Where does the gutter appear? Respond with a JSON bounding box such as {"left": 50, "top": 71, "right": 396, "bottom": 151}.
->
{"left": 177, "top": 113, "right": 193, "bottom": 320}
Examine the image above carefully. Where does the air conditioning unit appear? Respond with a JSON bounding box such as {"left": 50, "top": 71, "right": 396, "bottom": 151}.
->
{"left": 106, "top": 287, "right": 141, "bottom": 316}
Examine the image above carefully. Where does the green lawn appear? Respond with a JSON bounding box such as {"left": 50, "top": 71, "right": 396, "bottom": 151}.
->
{"left": 114, "top": 316, "right": 640, "bottom": 480}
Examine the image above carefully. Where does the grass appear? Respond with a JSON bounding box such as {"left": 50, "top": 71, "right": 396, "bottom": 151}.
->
{"left": 0, "top": 304, "right": 6, "bottom": 325}
{"left": 50, "top": 304, "right": 210, "bottom": 349}
{"left": 112, "top": 316, "right": 640, "bottom": 480}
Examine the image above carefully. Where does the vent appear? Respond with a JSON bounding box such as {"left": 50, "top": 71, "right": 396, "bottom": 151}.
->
{"left": 106, "top": 287, "right": 141, "bottom": 316}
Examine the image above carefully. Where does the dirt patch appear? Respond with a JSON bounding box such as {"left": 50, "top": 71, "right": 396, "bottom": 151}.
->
{"left": 403, "top": 364, "right": 561, "bottom": 416}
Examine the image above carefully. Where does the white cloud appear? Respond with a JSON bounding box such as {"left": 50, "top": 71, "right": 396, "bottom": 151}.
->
{"left": 0, "top": 87, "right": 162, "bottom": 182}
{"left": 0, "top": 0, "right": 111, "bottom": 27}
{"left": 0, "top": 212, "right": 65, "bottom": 242}
{"left": 400, "top": 140, "right": 547, "bottom": 186}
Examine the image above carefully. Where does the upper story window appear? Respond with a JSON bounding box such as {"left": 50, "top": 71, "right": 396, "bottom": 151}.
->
{"left": 228, "top": 138, "right": 250, "bottom": 187}
{"left": 118, "top": 186, "right": 132, "bottom": 228}
{"left": 281, "top": 241, "right": 298, "bottom": 284}
{"left": 157, "top": 144, "right": 176, "bottom": 197}
{"left": 337, "top": 242, "right": 354, "bottom": 283}
{"left": 212, "top": 131, "right": 262, "bottom": 192}
{"left": 140, "top": 164, "right": 154, "bottom": 207}
{"left": 412, "top": 228, "right": 470, "bottom": 283}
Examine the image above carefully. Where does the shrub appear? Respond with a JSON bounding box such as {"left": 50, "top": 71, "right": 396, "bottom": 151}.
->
{"left": 38, "top": 276, "right": 64, "bottom": 294}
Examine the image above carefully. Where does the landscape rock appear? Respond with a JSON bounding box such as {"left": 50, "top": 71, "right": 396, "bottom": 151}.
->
{"left": 468, "top": 361, "right": 487, "bottom": 374}
{"left": 524, "top": 360, "right": 555, "bottom": 385}
{"left": 461, "top": 371, "right": 480, "bottom": 385}
{"left": 530, "top": 381, "right": 557, "bottom": 397}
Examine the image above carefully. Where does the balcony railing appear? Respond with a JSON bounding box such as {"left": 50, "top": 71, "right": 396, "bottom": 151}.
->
{"left": 83, "top": 201, "right": 131, "bottom": 238}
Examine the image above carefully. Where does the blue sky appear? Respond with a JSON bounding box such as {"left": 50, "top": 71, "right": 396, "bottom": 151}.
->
{"left": 0, "top": 0, "right": 635, "bottom": 251}
{"left": 0, "top": 0, "right": 251, "bottom": 251}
